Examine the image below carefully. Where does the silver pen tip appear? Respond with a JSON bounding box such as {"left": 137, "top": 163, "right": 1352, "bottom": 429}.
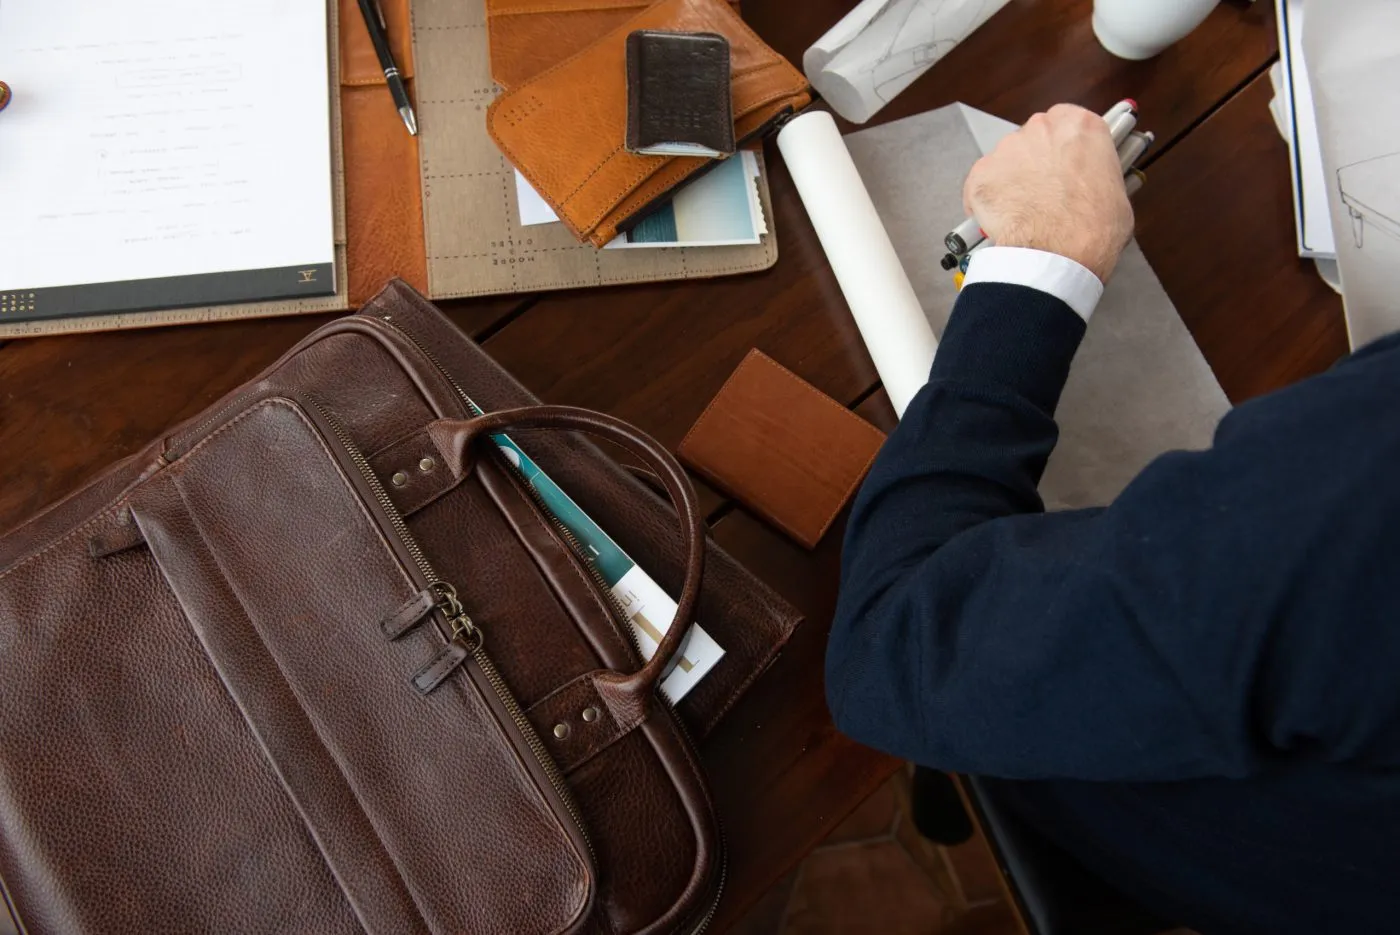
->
{"left": 400, "top": 106, "right": 418, "bottom": 136}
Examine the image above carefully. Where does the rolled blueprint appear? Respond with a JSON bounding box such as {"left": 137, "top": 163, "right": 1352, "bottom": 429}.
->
{"left": 804, "top": 0, "right": 1011, "bottom": 124}
{"left": 777, "top": 111, "right": 937, "bottom": 415}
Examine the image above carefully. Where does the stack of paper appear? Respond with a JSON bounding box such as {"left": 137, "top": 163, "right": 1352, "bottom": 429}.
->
{"left": 514, "top": 152, "right": 768, "bottom": 249}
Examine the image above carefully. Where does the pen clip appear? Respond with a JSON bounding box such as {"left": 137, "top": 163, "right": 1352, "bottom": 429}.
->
{"left": 370, "top": 0, "right": 387, "bottom": 30}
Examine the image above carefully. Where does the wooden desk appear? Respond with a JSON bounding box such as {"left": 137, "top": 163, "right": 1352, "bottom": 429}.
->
{"left": 0, "top": 0, "right": 1348, "bottom": 930}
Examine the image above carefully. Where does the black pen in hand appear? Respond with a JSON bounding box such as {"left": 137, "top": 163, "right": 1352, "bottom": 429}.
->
{"left": 356, "top": 0, "right": 417, "bottom": 136}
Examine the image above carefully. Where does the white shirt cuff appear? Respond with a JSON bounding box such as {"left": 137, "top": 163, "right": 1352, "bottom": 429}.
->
{"left": 962, "top": 246, "right": 1104, "bottom": 322}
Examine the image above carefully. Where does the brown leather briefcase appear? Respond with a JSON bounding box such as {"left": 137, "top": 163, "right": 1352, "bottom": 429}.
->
{"left": 0, "top": 281, "right": 802, "bottom": 934}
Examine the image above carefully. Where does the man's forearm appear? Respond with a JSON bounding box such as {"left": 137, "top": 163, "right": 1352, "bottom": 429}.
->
{"left": 826, "top": 279, "right": 1089, "bottom": 763}
{"left": 834, "top": 262, "right": 1095, "bottom": 639}
{"left": 820, "top": 104, "right": 1289, "bottom": 780}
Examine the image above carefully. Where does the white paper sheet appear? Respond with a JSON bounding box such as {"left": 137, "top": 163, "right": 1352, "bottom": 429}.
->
{"left": 515, "top": 171, "right": 561, "bottom": 227}
{"left": 777, "top": 111, "right": 938, "bottom": 415}
{"left": 0, "top": 0, "right": 335, "bottom": 293}
{"left": 515, "top": 152, "right": 767, "bottom": 249}
{"left": 804, "top": 0, "right": 1011, "bottom": 124}
{"left": 1303, "top": 0, "right": 1400, "bottom": 348}
{"left": 609, "top": 566, "right": 724, "bottom": 703}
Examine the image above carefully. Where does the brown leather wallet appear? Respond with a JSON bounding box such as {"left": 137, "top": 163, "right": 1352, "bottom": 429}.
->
{"left": 487, "top": 0, "right": 811, "bottom": 247}
{"left": 626, "top": 30, "right": 736, "bottom": 157}
{"left": 678, "top": 350, "right": 887, "bottom": 549}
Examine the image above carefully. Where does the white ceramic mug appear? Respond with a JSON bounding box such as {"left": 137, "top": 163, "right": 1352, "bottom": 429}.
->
{"left": 1092, "top": 0, "right": 1220, "bottom": 60}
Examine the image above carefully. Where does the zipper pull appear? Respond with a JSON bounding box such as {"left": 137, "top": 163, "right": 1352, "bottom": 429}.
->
{"left": 412, "top": 637, "right": 474, "bottom": 695}
{"left": 412, "top": 615, "right": 485, "bottom": 695}
{"left": 401, "top": 581, "right": 485, "bottom": 695}
{"left": 380, "top": 586, "right": 438, "bottom": 639}
{"left": 434, "top": 581, "right": 485, "bottom": 652}
{"left": 380, "top": 581, "right": 477, "bottom": 642}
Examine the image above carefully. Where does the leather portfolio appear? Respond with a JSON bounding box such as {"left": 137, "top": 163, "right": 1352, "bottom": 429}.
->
{"left": 0, "top": 0, "right": 785, "bottom": 339}
{"left": 0, "top": 281, "right": 803, "bottom": 933}
{"left": 489, "top": 0, "right": 808, "bottom": 247}
{"left": 679, "top": 349, "right": 886, "bottom": 549}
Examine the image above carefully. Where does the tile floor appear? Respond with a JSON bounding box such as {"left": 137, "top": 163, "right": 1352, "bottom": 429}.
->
{"left": 727, "top": 767, "right": 1023, "bottom": 935}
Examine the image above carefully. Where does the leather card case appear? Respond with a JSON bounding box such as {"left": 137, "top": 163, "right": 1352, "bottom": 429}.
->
{"left": 5, "top": 0, "right": 787, "bottom": 337}
{"left": 487, "top": 0, "right": 811, "bottom": 248}
{"left": 625, "top": 30, "right": 736, "bottom": 157}
{"left": 678, "top": 350, "right": 887, "bottom": 550}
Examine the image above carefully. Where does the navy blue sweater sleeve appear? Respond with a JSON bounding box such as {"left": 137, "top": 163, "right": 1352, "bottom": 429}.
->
{"left": 827, "top": 282, "right": 1400, "bottom": 781}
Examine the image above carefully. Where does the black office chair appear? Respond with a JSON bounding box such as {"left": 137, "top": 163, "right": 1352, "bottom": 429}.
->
{"left": 911, "top": 768, "right": 1177, "bottom": 935}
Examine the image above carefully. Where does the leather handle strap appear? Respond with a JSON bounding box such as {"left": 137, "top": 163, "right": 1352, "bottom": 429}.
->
{"left": 428, "top": 406, "right": 704, "bottom": 704}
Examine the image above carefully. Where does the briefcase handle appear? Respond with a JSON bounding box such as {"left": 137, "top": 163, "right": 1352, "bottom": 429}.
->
{"left": 429, "top": 406, "right": 705, "bottom": 704}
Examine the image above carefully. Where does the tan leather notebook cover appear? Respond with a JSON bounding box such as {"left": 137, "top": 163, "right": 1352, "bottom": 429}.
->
{"left": 486, "top": 0, "right": 809, "bottom": 248}
{"left": 411, "top": 0, "right": 779, "bottom": 299}
{"left": 485, "top": 0, "right": 743, "bottom": 91}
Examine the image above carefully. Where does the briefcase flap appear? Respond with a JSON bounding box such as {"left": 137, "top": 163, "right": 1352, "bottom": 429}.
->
{"left": 128, "top": 396, "right": 595, "bottom": 935}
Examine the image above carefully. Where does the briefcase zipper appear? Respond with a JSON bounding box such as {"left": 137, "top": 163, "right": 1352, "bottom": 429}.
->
{"left": 369, "top": 314, "right": 727, "bottom": 934}
{"left": 303, "top": 396, "right": 596, "bottom": 867}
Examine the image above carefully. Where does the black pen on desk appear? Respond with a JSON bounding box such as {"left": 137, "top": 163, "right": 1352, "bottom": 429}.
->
{"left": 356, "top": 0, "right": 417, "bottom": 136}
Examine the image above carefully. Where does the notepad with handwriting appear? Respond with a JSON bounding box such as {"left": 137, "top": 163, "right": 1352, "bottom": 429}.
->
{"left": 0, "top": 0, "right": 337, "bottom": 323}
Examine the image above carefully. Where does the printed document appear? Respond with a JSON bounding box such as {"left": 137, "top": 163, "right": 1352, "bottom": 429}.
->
{"left": 1303, "top": 0, "right": 1400, "bottom": 347}
{"left": 0, "top": 0, "right": 335, "bottom": 314}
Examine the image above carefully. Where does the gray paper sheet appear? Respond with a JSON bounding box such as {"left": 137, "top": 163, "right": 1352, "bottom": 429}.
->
{"left": 1304, "top": 0, "right": 1400, "bottom": 348}
{"left": 843, "top": 104, "right": 1231, "bottom": 509}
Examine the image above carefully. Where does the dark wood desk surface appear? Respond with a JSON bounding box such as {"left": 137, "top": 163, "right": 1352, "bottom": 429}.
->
{"left": 0, "top": 0, "right": 1349, "bottom": 930}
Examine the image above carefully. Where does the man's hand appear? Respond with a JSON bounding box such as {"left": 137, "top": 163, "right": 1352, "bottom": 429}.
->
{"left": 963, "top": 104, "right": 1135, "bottom": 283}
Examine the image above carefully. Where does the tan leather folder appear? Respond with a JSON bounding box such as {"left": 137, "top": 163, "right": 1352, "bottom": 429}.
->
{"left": 412, "top": 0, "right": 778, "bottom": 300}
{"left": 1, "top": 0, "right": 778, "bottom": 338}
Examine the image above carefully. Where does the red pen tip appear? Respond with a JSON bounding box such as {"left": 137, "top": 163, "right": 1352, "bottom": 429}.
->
{"left": 1125, "top": 98, "right": 1139, "bottom": 112}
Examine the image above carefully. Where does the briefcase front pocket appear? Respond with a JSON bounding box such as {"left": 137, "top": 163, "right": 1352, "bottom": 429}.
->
{"left": 127, "top": 395, "right": 596, "bottom": 935}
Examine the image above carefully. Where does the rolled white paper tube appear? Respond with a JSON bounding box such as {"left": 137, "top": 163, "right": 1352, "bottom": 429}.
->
{"left": 777, "top": 110, "right": 938, "bottom": 417}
